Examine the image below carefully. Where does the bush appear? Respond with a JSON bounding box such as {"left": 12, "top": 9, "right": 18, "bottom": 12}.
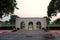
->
{"left": 0, "top": 26, "right": 15, "bottom": 30}
{"left": 47, "top": 27, "right": 60, "bottom": 30}
{"left": 17, "top": 28, "right": 19, "bottom": 30}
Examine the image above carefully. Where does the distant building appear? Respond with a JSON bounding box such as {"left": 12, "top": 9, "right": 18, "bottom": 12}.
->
{"left": 15, "top": 17, "right": 47, "bottom": 30}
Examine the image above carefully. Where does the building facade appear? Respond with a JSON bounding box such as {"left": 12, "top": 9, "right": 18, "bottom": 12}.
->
{"left": 15, "top": 17, "right": 47, "bottom": 30}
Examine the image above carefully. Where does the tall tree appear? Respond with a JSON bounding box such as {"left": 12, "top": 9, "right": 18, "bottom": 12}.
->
{"left": 47, "top": 0, "right": 60, "bottom": 17}
{"left": 9, "top": 15, "right": 18, "bottom": 25}
{"left": 4, "top": 21, "right": 10, "bottom": 25}
{"left": 52, "top": 18, "right": 60, "bottom": 24}
{"left": 0, "top": 0, "right": 18, "bottom": 18}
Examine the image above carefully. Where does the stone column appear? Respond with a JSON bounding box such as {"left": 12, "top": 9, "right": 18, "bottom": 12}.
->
{"left": 25, "top": 22, "right": 28, "bottom": 30}
{"left": 15, "top": 18, "right": 20, "bottom": 28}
{"left": 41, "top": 22, "right": 46, "bottom": 30}
{"left": 33, "top": 22, "right": 36, "bottom": 30}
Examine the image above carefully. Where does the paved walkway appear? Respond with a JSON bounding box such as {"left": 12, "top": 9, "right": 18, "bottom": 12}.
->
{"left": 0, "top": 30, "right": 60, "bottom": 40}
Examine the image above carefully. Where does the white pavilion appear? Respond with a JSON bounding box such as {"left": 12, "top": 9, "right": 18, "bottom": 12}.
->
{"left": 15, "top": 17, "right": 47, "bottom": 30}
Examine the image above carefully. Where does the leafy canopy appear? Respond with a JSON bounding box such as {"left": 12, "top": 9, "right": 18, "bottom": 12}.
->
{"left": 47, "top": 0, "right": 60, "bottom": 17}
{"left": 9, "top": 15, "right": 18, "bottom": 25}
{"left": 0, "top": 0, "right": 18, "bottom": 18}
{"left": 52, "top": 18, "right": 60, "bottom": 24}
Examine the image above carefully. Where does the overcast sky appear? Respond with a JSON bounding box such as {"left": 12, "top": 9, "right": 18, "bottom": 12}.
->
{"left": 14, "top": 0, "right": 51, "bottom": 17}
{"left": 1, "top": 0, "right": 60, "bottom": 21}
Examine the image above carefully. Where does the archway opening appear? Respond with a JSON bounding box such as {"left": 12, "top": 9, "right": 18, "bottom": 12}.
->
{"left": 36, "top": 21, "right": 41, "bottom": 29}
{"left": 20, "top": 22, "right": 25, "bottom": 29}
{"left": 28, "top": 22, "right": 33, "bottom": 30}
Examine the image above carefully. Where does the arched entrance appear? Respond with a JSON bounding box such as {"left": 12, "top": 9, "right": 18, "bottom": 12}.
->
{"left": 36, "top": 21, "right": 41, "bottom": 30}
{"left": 28, "top": 22, "right": 33, "bottom": 30}
{"left": 20, "top": 21, "right": 25, "bottom": 29}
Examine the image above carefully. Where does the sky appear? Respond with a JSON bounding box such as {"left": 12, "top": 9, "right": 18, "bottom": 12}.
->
{"left": 14, "top": 0, "right": 51, "bottom": 17}
{"left": 0, "top": 0, "right": 60, "bottom": 21}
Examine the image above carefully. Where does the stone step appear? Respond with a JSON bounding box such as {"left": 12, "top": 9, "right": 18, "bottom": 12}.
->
{"left": 16, "top": 30, "right": 43, "bottom": 34}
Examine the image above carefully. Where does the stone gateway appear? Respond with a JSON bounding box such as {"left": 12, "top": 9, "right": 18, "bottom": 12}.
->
{"left": 15, "top": 17, "right": 47, "bottom": 30}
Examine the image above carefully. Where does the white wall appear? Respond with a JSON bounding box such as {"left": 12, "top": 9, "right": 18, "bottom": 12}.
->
{"left": 15, "top": 17, "right": 47, "bottom": 30}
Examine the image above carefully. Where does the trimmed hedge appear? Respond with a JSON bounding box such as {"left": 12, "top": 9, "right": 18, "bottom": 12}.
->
{"left": 47, "top": 27, "right": 60, "bottom": 30}
{"left": 0, "top": 26, "right": 15, "bottom": 30}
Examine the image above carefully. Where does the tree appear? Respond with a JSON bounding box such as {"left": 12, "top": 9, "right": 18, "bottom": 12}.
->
{"left": 0, "top": 0, "right": 18, "bottom": 18}
{"left": 44, "top": 16, "right": 51, "bottom": 24}
{"left": 4, "top": 21, "right": 10, "bottom": 25}
{"left": 47, "top": 0, "right": 60, "bottom": 17}
{"left": 52, "top": 18, "right": 60, "bottom": 24}
{"left": 9, "top": 15, "right": 18, "bottom": 25}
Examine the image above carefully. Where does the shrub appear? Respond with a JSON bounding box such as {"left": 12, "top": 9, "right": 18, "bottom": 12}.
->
{"left": 17, "top": 28, "right": 19, "bottom": 30}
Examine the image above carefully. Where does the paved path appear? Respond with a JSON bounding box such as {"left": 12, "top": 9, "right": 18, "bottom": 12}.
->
{"left": 0, "top": 30, "right": 60, "bottom": 40}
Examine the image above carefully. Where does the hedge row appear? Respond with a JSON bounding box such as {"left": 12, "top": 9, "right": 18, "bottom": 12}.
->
{"left": 47, "top": 27, "right": 60, "bottom": 30}
{"left": 0, "top": 26, "right": 15, "bottom": 30}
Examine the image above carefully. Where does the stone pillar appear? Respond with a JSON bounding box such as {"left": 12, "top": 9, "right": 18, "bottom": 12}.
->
{"left": 41, "top": 22, "right": 46, "bottom": 30}
{"left": 33, "top": 22, "right": 36, "bottom": 30}
{"left": 25, "top": 22, "right": 28, "bottom": 30}
{"left": 15, "top": 18, "right": 20, "bottom": 28}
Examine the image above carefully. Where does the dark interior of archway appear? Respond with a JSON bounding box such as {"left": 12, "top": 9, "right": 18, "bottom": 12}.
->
{"left": 20, "top": 22, "right": 25, "bottom": 29}
{"left": 36, "top": 22, "right": 41, "bottom": 29}
{"left": 29, "top": 22, "right": 33, "bottom": 25}
{"left": 28, "top": 22, "right": 33, "bottom": 29}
